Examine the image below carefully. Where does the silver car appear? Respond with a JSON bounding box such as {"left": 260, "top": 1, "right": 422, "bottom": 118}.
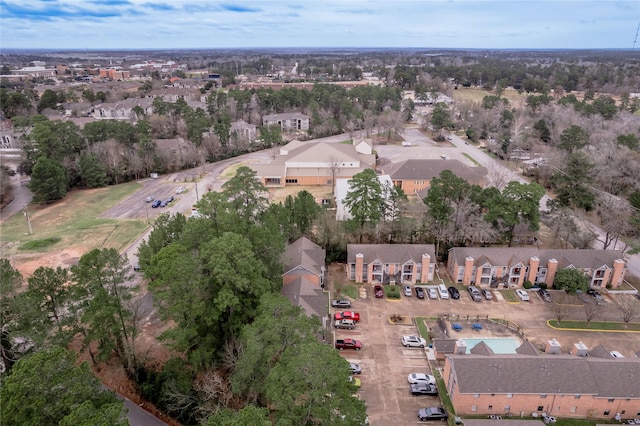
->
{"left": 403, "top": 285, "right": 412, "bottom": 297}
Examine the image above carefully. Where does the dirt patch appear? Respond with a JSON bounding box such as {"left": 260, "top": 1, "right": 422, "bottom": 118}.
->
{"left": 10, "top": 247, "right": 87, "bottom": 281}
{"left": 269, "top": 185, "right": 333, "bottom": 204}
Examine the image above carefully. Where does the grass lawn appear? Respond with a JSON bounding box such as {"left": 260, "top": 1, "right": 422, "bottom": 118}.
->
{"left": 549, "top": 320, "right": 640, "bottom": 332}
{"left": 502, "top": 290, "right": 520, "bottom": 303}
{"left": 1, "top": 182, "right": 146, "bottom": 256}
{"left": 385, "top": 285, "right": 401, "bottom": 299}
{"left": 462, "top": 152, "right": 481, "bottom": 166}
{"left": 452, "top": 87, "right": 525, "bottom": 104}
{"left": 339, "top": 284, "right": 358, "bottom": 300}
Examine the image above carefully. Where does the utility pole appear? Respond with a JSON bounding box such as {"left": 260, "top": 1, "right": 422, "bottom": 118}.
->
{"left": 23, "top": 204, "right": 33, "bottom": 234}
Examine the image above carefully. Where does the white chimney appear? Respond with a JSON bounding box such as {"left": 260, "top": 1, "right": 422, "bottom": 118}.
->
{"left": 570, "top": 342, "right": 588, "bottom": 357}
{"left": 545, "top": 338, "right": 561, "bottom": 354}
{"left": 454, "top": 339, "right": 467, "bottom": 355}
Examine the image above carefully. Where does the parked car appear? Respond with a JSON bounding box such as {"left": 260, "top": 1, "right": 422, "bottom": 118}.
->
{"left": 481, "top": 289, "right": 493, "bottom": 300}
{"left": 350, "top": 363, "right": 362, "bottom": 374}
{"left": 332, "top": 299, "right": 351, "bottom": 308}
{"left": 587, "top": 289, "right": 605, "bottom": 304}
{"left": 417, "top": 407, "right": 448, "bottom": 421}
{"left": 427, "top": 287, "right": 438, "bottom": 299}
{"left": 374, "top": 285, "right": 384, "bottom": 298}
{"left": 402, "top": 335, "right": 427, "bottom": 348}
{"left": 335, "top": 319, "right": 357, "bottom": 330}
{"left": 415, "top": 287, "right": 425, "bottom": 299}
{"left": 161, "top": 196, "right": 174, "bottom": 207}
{"left": 448, "top": 287, "right": 460, "bottom": 300}
{"left": 335, "top": 339, "right": 362, "bottom": 351}
{"left": 133, "top": 264, "right": 141, "bottom": 272}
{"left": 538, "top": 288, "right": 551, "bottom": 302}
{"left": 403, "top": 285, "right": 412, "bottom": 297}
{"left": 407, "top": 373, "right": 436, "bottom": 385}
{"left": 515, "top": 289, "right": 530, "bottom": 301}
{"left": 334, "top": 311, "right": 360, "bottom": 322}
{"left": 176, "top": 186, "right": 185, "bottom": 194}
{"left": 410, "top": 383, "right": 438, "bottom": 396}
{"left": 468, "top": 286, "right": 482, "bottom": 302}
{"left": 151, "top": 199, "right": 162, "bottom": 208}
{"left": 145, "top": 196, "right": 154, "bottom": 203}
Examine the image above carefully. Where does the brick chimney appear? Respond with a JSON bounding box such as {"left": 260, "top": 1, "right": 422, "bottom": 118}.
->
{"left": 546, "top": 258, "right": 559, "bottom": 287}
{"left": 527, "top": 256, "right": 539, "bottom": 284}
{"left": 610, "top": 259, "right": 625, "bottom": 289}
{"left": 355, "top": 253, "right": 364, "bottom": 283}
{"left": 463, "top": 256, "right": 474, "bottom": 285}
{"left": 420, "top": 254, "right": 431, "bottom": 283}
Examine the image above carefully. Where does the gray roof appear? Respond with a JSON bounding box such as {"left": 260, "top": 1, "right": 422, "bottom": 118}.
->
{"left": 263, "top": 112, "right": 309, "bottom": 121}
{"left": 588, "top": 344, "right": 613, "bottom": 359}
{"left": 450, "top": 247, "right": 624, "bottom": 269}
{"left": 382, "top": 159, "right": 486, "bottom": 185}
{"left": 469, "top": 341, "right": 495, "bottom": 356}
{"left": 281, "top": 276, "right": 327, "bottom": 319}
{"left": 516, "top": 340, "right": 540, "bottom": 356}
{"left": 347, "top": 244, "right": 436, "bottom": 264}
{"left": 448, "top": 354, "right": 640, "bottom": 398}
{"left": 285, "top": 142, "right": 364, "bottom": 164}
{"left": 283, "top": 237, "right": 325, "bottom": 277}
{"left": 433, "top": 338, "right": 458, "bottom": 354}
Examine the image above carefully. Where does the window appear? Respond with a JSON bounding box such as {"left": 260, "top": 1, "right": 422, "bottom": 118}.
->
{"left": 537, "top": 406, "right": 544, "bottom": 412}
{"left": 604, "top": 410, "right": 610, "bottom": 416}
{"left": 570, "top": 407, "right": 577, "bottom": 413}
{"left": 608, "top": 399, "right": 614, "bottom": 403}
{"left": 507, "top": 394, "right": 513, "bottom": 398}
{"left": 474, "top": 394, "right": 480, "bottom": 398}
{"left": 488, "top": 405, "right": 493, "bottom": 410}
{"left": 491, "top": 394, "right": 495, "bottom": 397}
{"left": 285, "top": 178, "right": 298, "bottom": 184}
{"left": 504, "top": 406, "right": 510, "bottom": 412}
{"left": 540, "top": 395, "right": 547, "bottom": 399}
{"left": 471, "top": 405, "right": 477, "bottom": 412}
{"left": 574, "top": 395, "right": 580, "bottom": 399}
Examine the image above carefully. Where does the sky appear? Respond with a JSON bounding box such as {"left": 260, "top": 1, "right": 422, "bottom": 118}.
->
{"left": 1, "top": 0, "right": 639, "bottom": 50}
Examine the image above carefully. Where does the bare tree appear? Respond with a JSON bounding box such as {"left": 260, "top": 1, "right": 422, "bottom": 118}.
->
{"left": 583, "top": 301, "right": 601, "bottom": 327}
{"left": 596, "top": 195, "right": 632, "bottom": 250}
{"left": 552, "top": 302, "right": 569, "bottom": 323}
{"left": 616, "top": 297, "right": 640, "bottom": 327}
{"left": 486, "top": 162, "right": 511, "bottom": 191}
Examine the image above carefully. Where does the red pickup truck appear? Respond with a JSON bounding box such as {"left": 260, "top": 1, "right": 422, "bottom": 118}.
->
{"left": 335, "top": 338, "right": 362, "bottom": 351}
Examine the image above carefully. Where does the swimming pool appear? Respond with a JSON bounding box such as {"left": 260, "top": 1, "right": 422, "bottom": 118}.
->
{"left": 461, "top": 338, "right": 521, "bottom": 354}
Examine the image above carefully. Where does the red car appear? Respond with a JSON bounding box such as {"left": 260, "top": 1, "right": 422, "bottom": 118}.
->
{"left": 334, "top": 311, "right": 361, "bottom": 322}
{"left": 374, "top": 285, "right": 384, "bottom": 298}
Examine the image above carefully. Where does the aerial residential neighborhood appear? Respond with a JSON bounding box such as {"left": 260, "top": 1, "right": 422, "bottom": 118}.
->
{"left": 2, "top": 6, "right": 640, "bottom": 425}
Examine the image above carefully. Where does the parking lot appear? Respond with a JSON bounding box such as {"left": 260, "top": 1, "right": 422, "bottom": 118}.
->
{"left": 332, "top": 284, "right": 640, "bottom": 425}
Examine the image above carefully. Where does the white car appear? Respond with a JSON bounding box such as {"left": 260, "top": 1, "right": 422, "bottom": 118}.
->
{"left": 176, "top": 186, "right": 185, "bottom": 194}
{"left": 402, "top": 335, "right": 426, "bottom": 348}
{"left": 427, "top": 287, "right": 438, "bottom": 299}
{"left": 403, "top": 285, "right": 412, "bottom": 297}
{"left": 516, "top": 289, "right": 530, "bottom": 301}
{"left": 407, "top": 373, "right": 436, "bottom": 385}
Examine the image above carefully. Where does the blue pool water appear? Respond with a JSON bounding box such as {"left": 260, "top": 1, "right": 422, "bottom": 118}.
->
{"left": 461, "top": 338, "right": 521, "bottom": 354}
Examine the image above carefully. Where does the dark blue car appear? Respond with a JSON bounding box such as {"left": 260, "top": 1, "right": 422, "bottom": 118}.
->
{"left": 151, "top": 200, "right": 162, "bottom": 208}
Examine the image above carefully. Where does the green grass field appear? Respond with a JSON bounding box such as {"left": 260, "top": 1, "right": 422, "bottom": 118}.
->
{"left": 549, "top": 320, "right": 640, "bottom": 332}
{"left": 1, "top": 182, "right": 146, "bottom": 256}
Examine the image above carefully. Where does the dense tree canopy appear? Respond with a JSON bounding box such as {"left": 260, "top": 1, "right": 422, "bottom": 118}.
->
{"left": 0, "top": 346, "right": 128, "bottom": 426}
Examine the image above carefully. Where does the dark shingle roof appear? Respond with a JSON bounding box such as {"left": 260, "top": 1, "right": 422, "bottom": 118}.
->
{"left": 433, "top": 339, "right": 458, "bottom": 355}
{"left": 283, "top": 237, "right": 325, "bottom": 277}
{"left": 347, "top": 244, "right": 436, "bottom": 264}
{"left": 382, "top": 159, "right": 486, "bottom": 185}
{"left": 470, "top": 341, "right": 495, "bottom": 356}
{"left": 450, "top": 248, "right": 624, "bottom": 270}
{"left": 281, "top": 276, "right": 327, "bottom": 319}
{"left": 448, "top": 354, "right": 640, "bottom": 398}
{"left": 516, "top": 340, "right": 540, "bottom": 356}
{"left": 588, "top": 344, "right": 613, "bottom": 359}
